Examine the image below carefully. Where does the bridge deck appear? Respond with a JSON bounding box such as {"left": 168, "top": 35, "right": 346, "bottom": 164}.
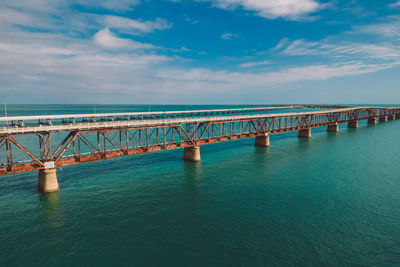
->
{"left": 0, "top": 106, "right": 395, "bottom": 135}
{"left": 0, "top": 106, "right": 299, "bottom": 123}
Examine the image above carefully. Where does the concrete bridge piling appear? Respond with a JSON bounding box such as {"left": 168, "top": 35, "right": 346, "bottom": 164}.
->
{"left": 255, "top": 134, "right": 270, "bottom": 147}
{"left": 388, "top": 115, "right": 395, "bottom": 120}
{"left": 367, "top": 118, "right": 376, "bottom": 124}
{"left": 327, "top": 123, "right": 339, "bottom": 132}
{"left": 38, "top": 169, "right": 59, "bottom": 193}
{"left": 298, "top": 128, "right": 312, "bottom": 138}
{"left": 347, "top": 120, "right": 358, "bottom": 128}
{"left": 183, "top": 146, "right": 201, "bottom": 162}
{"left": 379, "top": 116, "right": 387, "bottom": 122}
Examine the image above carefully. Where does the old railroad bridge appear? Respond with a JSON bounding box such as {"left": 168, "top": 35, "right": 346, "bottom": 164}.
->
{"left": 0, "top": 106, "right": 399, "bottom": 193}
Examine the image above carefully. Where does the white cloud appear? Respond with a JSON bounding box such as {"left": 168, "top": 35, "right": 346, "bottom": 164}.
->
{"left": 238, "top": 60, "right": 271, "bottom": 67}
{"left": 0, "top": 0, "right": 189, "bottom": 103}
{"left": 0, "top": 7, "right": 33, "bottom": 26}
{"left": 93, "top": 28, "right": 155, "bottom": 49}
{"left": 104, "top": 16, "right": 172, "bottom": 34}
{"left": 0, "top": 1, "right": 150, "bottom": 35}
{"left": 157, "top": 61, "right": 399, "bottom": 87}
{"left": 73, "top": 0, "right": 141, "bottom": 11}
{"left": 389, "top": 1, "right": 400, "bottom": 7}
{"left": 184, "top": 17, "right": 200, "bottom": 24}
{"left": 352, "top": 17, "right": 400, "bottom": 38}
{"left": 180, "top": 46, "right": 191, "bottom": 52}
{"left": 271, "top": 16, "right": 400, "bottom": 61}
{"left": 0, "top": 41, "right": 75, "bottom": 56}
{"left": 0, "top": 28, "right": 173, "bottom": 100}
{"left": 275, "top": 39, "right": 400, "bottom": 60}
{"left": 221, "top": 32, "right": 239, "bottom": 39}
{"left": 1, "top": 0, "right": 140, "bottom": 15}
{"left": 269, "top": 38, "right": 289, "bottom": 51}
{"left": 203, "top": 0, "right": 322, "bottom": 20}
{"left": 0, "top": 6, "right": 63, "bottom": 32}
{"left": 1, "top": 0, "right": 59, "bottom": 12}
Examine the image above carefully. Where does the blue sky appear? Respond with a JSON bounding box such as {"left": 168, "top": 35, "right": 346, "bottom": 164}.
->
{"left": 0, "top": 0, "right": 399, "bottom": 104}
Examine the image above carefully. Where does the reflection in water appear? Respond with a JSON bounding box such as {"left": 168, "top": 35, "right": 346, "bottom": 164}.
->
{"left": 254, "top": 146, "right": 270, "bottom": 162}
{"left": 39, "top": 192, "right": 64, "bottom": 229}
{"left": 182, "top": 161, "right": 202, "bottom": 200}
{"left": 296, "top": 136, "right": 312, "bottom": 152}
{"left": 326, "top": 130, "right": 340, "bottom": 140}
{"left": 183, "top": 161, "right": 202, "bottom": 182}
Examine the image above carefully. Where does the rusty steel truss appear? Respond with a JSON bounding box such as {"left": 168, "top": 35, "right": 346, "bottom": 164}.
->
{"left": 1, "top": 107, "right": 399, "bottom": 175}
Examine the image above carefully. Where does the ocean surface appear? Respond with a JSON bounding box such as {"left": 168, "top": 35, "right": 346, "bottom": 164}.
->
{"left": 0, "top": 105, "right": 399, "bottom": 266}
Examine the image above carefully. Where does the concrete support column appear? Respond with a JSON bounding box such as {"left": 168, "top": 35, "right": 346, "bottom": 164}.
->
{"left": 298, "top": 128, "right": 311, "bottom": 138}
{"left": 347, "top": 120, "right": 358, "bottom": 128}
{"left": 327, "top": 123, "right": 339, "bottom": 132}
{"left": 38, "top": 169, "right": 59, "bottom": 193}
{"left": 367, "top": 118, "right": 376, "bottom": 124}
{"left": 379, "top": 116, "right": 387, "bottom": 122}
{"left": 255, "top": 134, "right": 270, "bottom": 147}
{"left": 396, "top": 114, "right": 400, "bottom": 119}
{"left": 183, "top": 146, "right": 201, "bottom": 162}
{"left": 388, "top": 115, "right": 395, "bottom": 120}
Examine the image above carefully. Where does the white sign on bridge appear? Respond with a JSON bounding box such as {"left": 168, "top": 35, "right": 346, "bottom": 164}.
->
{"left": 44, "top": 161, "right": 55, "bottom": 169}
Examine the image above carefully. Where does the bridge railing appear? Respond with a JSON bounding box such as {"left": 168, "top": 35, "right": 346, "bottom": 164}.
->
{"left": 0, "top": 106, "right": 302, "bottom": 128}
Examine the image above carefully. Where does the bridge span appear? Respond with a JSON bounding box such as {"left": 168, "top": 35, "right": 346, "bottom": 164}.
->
{"left": 0, "top": 106, "right": 399, "bottom": 193}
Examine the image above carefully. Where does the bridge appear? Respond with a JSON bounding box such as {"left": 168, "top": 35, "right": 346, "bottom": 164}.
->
{"left": 1, "top": 106, "right": 399, "bottom": 193}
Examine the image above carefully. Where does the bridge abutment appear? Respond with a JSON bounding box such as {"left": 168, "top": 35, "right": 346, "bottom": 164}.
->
{"left": 388, "top": 115, "right": 395, "bottom": 120}
{"left": 379, "top": 116, "right": 387, "bottom": 122}
{"left": 347, "top": 120, "right": 358, "bottom": 128}
{"left": 367, "top": 118, "right": 376, "bottom": 124}
{"left": 38, "top": 169, "right": 59, "bottom": 193}
{"left": 183, "top": 146, "right": 201, "bottom": 162}
{"left": 298, "top": 128, "right": 311, "bottom": 138}
{"left": 255, "top": 134, "right": 270, "bottom": 147}
{"left": 327, "top": 123, "right": 339, "bottom": 132}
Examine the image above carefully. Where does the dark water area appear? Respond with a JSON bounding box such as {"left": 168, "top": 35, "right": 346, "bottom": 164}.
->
{"left": 0, "top": 105, "right": 399, "bottom": 266}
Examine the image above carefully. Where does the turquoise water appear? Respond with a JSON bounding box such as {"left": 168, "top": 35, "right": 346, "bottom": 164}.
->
{"left": 0, "top": 105, "right": 399, "bottom": 266}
